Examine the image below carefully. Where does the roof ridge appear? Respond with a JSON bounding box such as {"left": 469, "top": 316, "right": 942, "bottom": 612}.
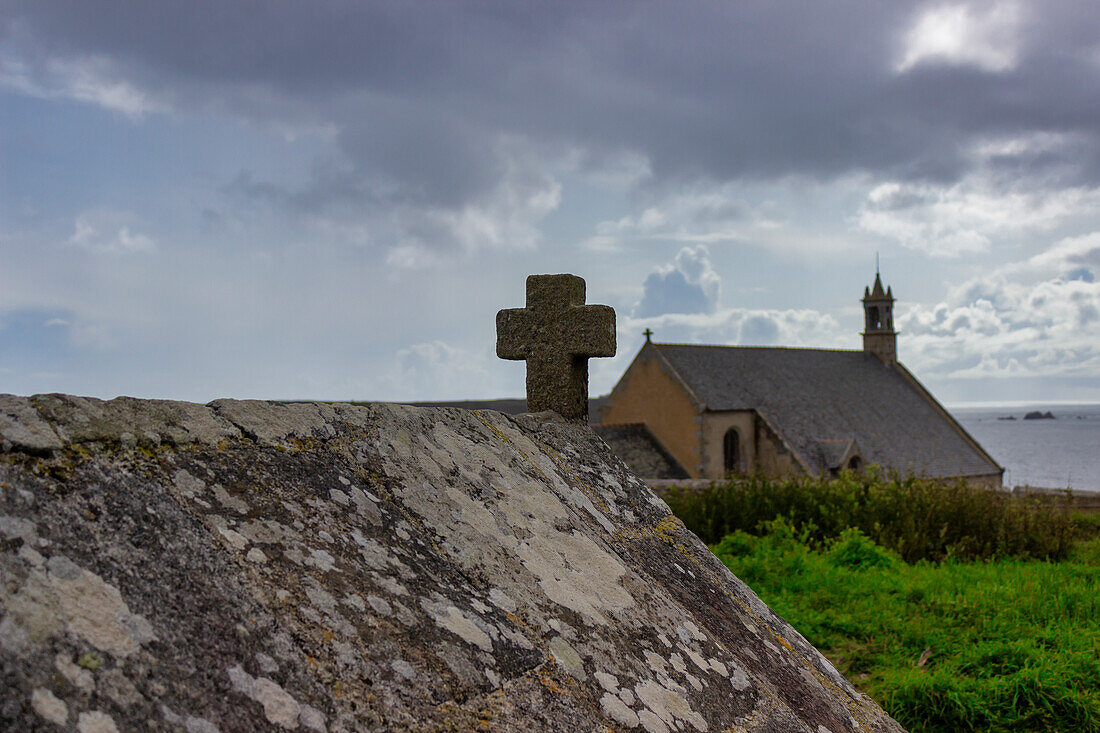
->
{"left": 653, "top": 343, "right": 862, "bottom": 354}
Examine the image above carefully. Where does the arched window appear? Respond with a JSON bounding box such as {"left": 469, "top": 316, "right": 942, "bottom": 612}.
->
{"left": 847, "top": 456, "right": 862, "bottom": 471}
{"left": 868, "top": 306, "right": 881, "bottom": 330}
{"left": 723, "top": 428, "right": 740, "bottom": 475}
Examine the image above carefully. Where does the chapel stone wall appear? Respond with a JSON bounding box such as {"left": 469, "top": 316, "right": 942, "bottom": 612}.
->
{"left": 600, "top": 352, "right": 703, "bottom": 478}
{"left": 753, "top": 413, "right": 806, "bottom": 478}
{"left": 700, "top": 410, "right": 756, "bottom": 479}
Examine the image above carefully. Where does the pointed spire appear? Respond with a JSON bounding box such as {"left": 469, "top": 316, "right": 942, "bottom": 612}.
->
{"left": 870, "top": 272, "right": 886, "bottom": 298}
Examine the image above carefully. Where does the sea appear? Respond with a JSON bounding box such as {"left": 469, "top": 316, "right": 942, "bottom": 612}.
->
{"left": 952, "top": 403, "right": 1100, "bottom": 494}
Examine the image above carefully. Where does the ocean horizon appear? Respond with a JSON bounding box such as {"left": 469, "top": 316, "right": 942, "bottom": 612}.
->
{"left": 951, "top": 402, "right": 1100, "bottom": 494}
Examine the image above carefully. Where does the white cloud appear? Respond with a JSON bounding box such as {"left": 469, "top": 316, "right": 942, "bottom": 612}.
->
{"left": 591, "top": 305, "right": 848, "bottom": 394}
{"left": 400, "top": 165, "right": 561, "bottom": 261}
{"left": 383, "top": 340, "right": 505, "bottom": 401}
{"left": 5, "top": 2, "right": 1100, "bottom": 406}
{"left": 633, "top": 245, "right": 721, "bottom": 317}
{"left": 68, "top": 211, "right": 156, "bottom": 255}
{"left": 627, "top": 307, "right": 844, "bottom": 349}
{"left": 229, "top": 137, "right": 562, "bottom": 270}
{"left": 594, "top": 188, "right": 753, "bottom": 246}
{"left": 0, "top": 52, "right": 162, "bottom": 118}
{"left": 1002, "top": 232, "right": 1100, "bottom": 279}
{"left": 857, "top": 136, "right": 1100, "bottom": 256}
{"left": 896, "top": 1, "right": 1023, "bottom": 73}
{"left": 383, "top": 168, "right": 561, "bottom": 269}
{"left": 898, "top": 238, "right": 1100, "bottom": 379}
{"left": 586, "top": 179, "right": 870, "bottom": 261}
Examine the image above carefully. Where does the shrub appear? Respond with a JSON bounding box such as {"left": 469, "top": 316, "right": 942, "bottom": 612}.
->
{"left": 826, "top": 528, "right": 896, "bottom": 570}
{"left": 1071, "top": 536, "right": 1100, "bottom": 565}
{"left": 665, "top": 469, "right": 1075, "bottom": 562}
{"left": 711, "top": 530, "right": 754, "bottom": 558}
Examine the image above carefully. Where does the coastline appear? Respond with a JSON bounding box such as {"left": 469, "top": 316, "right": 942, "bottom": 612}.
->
{"left": 953, "top": 403, "right": 1100, "bottom": 494}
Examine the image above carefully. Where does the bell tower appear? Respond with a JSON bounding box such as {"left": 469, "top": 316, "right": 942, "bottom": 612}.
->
{"left": 862, "top": 269, "right": 896, "bottom": 364}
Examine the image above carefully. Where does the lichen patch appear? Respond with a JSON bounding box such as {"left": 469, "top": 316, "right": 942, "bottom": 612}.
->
{"left": 635, "top": 680, "right": 708, "bottom": 732}
{"left": 228, "top": 664, "right": 310, "bottom": 729}
{"left": 595, "top": 671, "right": 620, "bottom": 693}
{"left": 217, "top": 526, "right": 249, "bottom": 551}
{"left": 77, "top": 710, "right": 119, "bottom": 733}
{"left": 55, "top": 652, "right": 95, "bottom": 693}
{"left": 31, "top": 687, "right": 68, "bottom": 726}
{"left": 514, "top": 528, "right": 635, "bottom": 626}
{"left": 427, "top": 603, "right": 493, "bottom": 652}
{"left": 45, "top": 556, "right": 155, "bottom": 658}
{"left": 600, "top": 692, "right": 640, "bottom": 727}
{"left": 366, "top": 595, "right": 392, "bottom": 617}
{"left": 488, "top": 588, "right": 517, "bottom": 613}
{"left": 548, "top": 635, "right": 586, "bottom": 681}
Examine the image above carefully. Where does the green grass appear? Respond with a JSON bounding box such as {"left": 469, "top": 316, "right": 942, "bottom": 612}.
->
{"left": 666, "top": 470, "right": 1077, "bottom": 562}
{"left": 711, "top": 519, "right": 1100, "bottom": 732}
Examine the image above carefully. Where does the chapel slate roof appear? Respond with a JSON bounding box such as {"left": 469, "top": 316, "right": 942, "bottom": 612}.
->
{"left": 650, "top": 344, "right": 1001, "bottom": 479}
{"left": 593, "top": 423, "right": 690, "bottom": 479}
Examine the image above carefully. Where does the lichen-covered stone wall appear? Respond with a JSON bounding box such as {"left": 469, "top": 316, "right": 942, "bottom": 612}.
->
{"left": 0, "top": 394, "right": 902, "bottom": 732}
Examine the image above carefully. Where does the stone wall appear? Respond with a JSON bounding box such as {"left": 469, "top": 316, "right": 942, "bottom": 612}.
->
{"left": 699, "top": 410, "right": 755, "bottom": 479}
{"left": 0, "top": 394, "right": 901, "bottom": 732}
{"left": 599, "top": 351, "right": 704, "bottom": 478}
{"left": 753, "top": 413, "right": 806, "bottom": 478}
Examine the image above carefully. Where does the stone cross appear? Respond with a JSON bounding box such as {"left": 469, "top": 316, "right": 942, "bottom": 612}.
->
{"left": 497, "top": 274, "right": 616, "bottom": 421}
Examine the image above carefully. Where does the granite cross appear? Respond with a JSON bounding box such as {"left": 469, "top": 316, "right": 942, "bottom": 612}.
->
{"left": 496, "top": 274, "right": 616, "bottom": 421}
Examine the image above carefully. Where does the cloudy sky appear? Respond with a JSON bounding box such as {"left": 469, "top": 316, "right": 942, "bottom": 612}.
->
{"left": 2, "top": 1, "right": 1100, "bottom": 406}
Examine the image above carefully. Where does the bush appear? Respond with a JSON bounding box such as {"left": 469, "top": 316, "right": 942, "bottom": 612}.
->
{"left": 1071, "top": 536, "right": 1100, "bottom": 565}
{"left": 711, "top": 530, "right": 755, "bottom": 558}
{"left": 665, "top": 469, "right": 1075, "bottom": 562}
{"left": 826, "top": 528, "right": 896, "bottom": 570}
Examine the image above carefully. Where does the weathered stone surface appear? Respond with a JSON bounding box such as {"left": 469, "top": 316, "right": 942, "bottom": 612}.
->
{"left": 208, "top": 399, "right": 339, "bottom": 446}
{"left": 0, "top": 395, "right": 63, "bottom": 454}
{"left": 497, "top": 274, "right": 616, "bottom": 421}
{"left": 30, "top": 394, "right": 241, "bottom": 448}
{"left": 0, "top": 395, "right": 902, "bottom": 731}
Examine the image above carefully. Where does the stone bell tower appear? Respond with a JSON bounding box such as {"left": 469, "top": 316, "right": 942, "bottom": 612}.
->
{"left": 862, "top": 270, "right": 896, "bottom": 364}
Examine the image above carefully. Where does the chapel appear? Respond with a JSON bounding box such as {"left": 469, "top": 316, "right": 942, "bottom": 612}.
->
{"left": 596, "top": 274, "right": 1004, "bottom": 486}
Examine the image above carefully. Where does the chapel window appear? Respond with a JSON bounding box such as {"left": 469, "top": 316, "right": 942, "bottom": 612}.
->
{"left": 723, "top": 428, "right": 740, "bottom": 475}
{"left": 869, "top": 306, "right": 881, "bottom": 330}
{"left": 847, "top": 455, "right": 862, "bottom": 471}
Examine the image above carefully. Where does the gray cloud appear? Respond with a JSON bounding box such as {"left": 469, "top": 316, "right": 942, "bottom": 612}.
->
{"left": 6, "top": 0, "right": 1100, "bottom": 245}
